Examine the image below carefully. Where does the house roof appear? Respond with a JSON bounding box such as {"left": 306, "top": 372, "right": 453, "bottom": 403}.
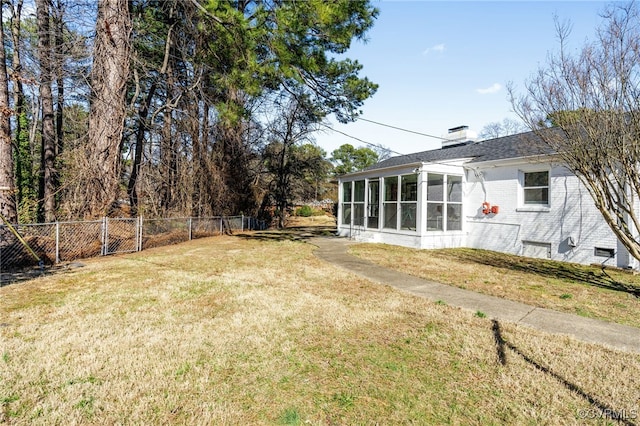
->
{"left": 363, "top": 130, "right": 557, "bottom": 172}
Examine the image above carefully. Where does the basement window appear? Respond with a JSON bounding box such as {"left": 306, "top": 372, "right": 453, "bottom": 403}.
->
{"left": 594, "top": 247, "right": 615, "bottom": 258}
{"left": 522, "top": 241, "right": 551, "bottom": 259}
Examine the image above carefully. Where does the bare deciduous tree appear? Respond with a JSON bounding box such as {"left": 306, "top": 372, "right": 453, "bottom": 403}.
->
{"left": 510, "top": 3, "right": 640, "bottom": 262}
{"left": 263, "top": 94, "right": 322, "bottom": 228}
{"left": 479, "top": 118, "right": 527, "bottom": 140}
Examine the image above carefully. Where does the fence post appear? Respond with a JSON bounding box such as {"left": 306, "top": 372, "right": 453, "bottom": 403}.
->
{"left": 220, "top": 216, "right": 223, "bottom": 234}
{"left": 101, "top": 217, "right": 107, "bottom": 256}
{"left": 55, "top": 221, "right": 60, "bottom": 263}
{"left": 188, "top": 217, "right": 192, "bottom": 241}
{"left": 137, "top": 216, "right": 143, "bottom": 252}
{"left": 241, "top": 214, "right": 244, "bottom": 232}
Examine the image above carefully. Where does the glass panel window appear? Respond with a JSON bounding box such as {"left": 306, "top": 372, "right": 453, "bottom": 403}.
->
{"left": 401, "top": 174, "right": 418, "bottom": 201}
{"left": 426, "top": 203, "right": 443, "bottom": 231}
{"left": 401, "top": 203, "right": 417, "bottom": 230}
{"left": 447, "top": 204, "right": 462, "bottom": 231}
{"left": 447, "top": 175, "right": 462, "bottom": 203}
{"left": 523, "top": 171, "right": 549, "bottom": 205}
{"left": 342, "top": 182, "right": 352, "bottom": 202}
{"left": 341, "top": 204, "right": 351, "bottom": 225}
{"left": 427, "top": 174, "right": 462, "bottom": 232}
{"left": 400, "top": 174, "right": 418, "bottom": 230}
{"left": 354, "top": 180, "right": 365, "bottom": 202}
{"left": 353, "top": 204, "right": 365, "bottom": 226}
{"left": 384, "top": 176, "right": 398, "bottom": 201}
{"left": 367, "top": 180, "right": 380, "bottom": 229}
{"left": 524, "top": 171, "right": 548, "bottom": 187}
{"left": 427, "top": 174, "right": 444, "bottom": 201}
{"left": 427, "top": 173, "right": 443, "bottom": 231}
{"left": 351, "top": 180, "right": 365, "bottom": 226}
{"left": 383, "top": 202, "right": 397, "bottom": 229}
{"left": 383, "top": 176, "right": 398, "bottom": 229}
{"left": 524, "top": 188, "right": 549, "bottom": 204}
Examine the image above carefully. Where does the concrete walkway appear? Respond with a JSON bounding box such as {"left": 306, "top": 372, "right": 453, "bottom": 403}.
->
{"left": 311, "top": 236, "right": 640, "bottom": 354}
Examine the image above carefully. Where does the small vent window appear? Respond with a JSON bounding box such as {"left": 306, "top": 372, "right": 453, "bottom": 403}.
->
{"left": 594, "top": 247, "right": 615, "bottom": 258}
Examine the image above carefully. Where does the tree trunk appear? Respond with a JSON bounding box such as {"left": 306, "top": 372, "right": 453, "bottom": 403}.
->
{"left": 159, "top": 60, "right": 176, "bottom": 214}
{"left": 0, "top": 5, "right": 17, "bottom": 224}
{"left": 54, "top": 0, "right": 64, "bottom": 158}
{"left": 10, "top": 0, "right": 35, "bottom": 222}
{"left": 82, "top": 0, "right": 131, "bottom": 218}
{"left": 36, "top": 0, "right": 57, "bottom": 222}
{"left": 127, "top": 77, "right": 157, "bottom": 216}
{"left": 128, "top": 4, "right": 174, "bottom": 216}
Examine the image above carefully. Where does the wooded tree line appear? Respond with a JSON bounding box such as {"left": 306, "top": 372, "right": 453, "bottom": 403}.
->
{"left": 0, "top": 0, "right": 379, "bottom": 225}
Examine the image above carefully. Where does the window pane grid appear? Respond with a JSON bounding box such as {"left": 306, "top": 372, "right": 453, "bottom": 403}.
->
{"left": 367, "top": 180, "right": 379, "bottom": 229}
{"left": 523, "top": 171, "right": 549, "bottom": 205}
{"left": 427, "top": 174, "right": 462, "bottom": 232}
{"left": 346, "top": 173, "right": 462, "bottom": 232}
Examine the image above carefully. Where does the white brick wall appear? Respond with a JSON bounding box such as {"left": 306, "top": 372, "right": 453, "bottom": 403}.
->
{"left": 465, "top": 163, "right": 627, "bottom": 267}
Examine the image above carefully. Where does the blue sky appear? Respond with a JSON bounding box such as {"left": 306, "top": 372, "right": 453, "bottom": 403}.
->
{"left": 314, "top": 1, "right": 612, "bottom": 157}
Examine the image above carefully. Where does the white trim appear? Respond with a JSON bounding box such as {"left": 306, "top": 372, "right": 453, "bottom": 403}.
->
{"left": 519, "top": 169, "right": 550, "bottom": 208}
{"left": 516, "top": 207, "right": 550, "bottom": 213}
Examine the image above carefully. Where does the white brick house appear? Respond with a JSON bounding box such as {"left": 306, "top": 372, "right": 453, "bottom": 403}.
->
{"left": 337, "top": 128, "right": 638, "bottom": 269}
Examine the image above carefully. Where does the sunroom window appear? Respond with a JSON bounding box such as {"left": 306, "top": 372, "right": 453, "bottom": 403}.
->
{"left": 400, "top": 174, "right": 417, "bottom": 230}
{"left": 447, "top": 175, "right": 462, "bottom": 231}
{"left": 367, "top": 179, "right": 380, "bottom": 229}
{"left": 341, "top": 182, "right": 352, "bottom": 225}
{"left": 426, "top": 174, "right": 444, "bottom": 231}
{"left": 353, "top": 180, "right": 365, "bottom": 226}
{"left": 427, "top": 173, "right": 462, "bottom": 231}
{"left": 383, "top": 176, "right": 398, "bottom": 229}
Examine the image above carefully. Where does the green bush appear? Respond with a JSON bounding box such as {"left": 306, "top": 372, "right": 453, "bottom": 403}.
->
{"left": 295, "top": 205, "right": 314, "bottom": 217}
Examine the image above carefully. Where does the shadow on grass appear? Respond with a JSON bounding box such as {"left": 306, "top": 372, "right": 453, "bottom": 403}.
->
{"left": 236, "top": 225, "right": 337, "bottom": 243}
{"left": 0, "top": 262, "right": 86, "bottom": 288}
{"left": 491, "top": 320, "right": 637, "bottom": 426}
{"left": 448, "top": 248, "right": 640, "bottom": 298}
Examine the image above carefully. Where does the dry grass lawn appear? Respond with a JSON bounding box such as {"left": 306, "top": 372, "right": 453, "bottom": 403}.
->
{"left": 1, "top": 231, "right": 639, "bottom": 424}
{"left": 349, "top": 244, "right": 640, "bottom": 329}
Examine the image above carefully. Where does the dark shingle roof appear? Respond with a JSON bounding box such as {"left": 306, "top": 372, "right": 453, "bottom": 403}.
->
{"left": 364, "top": 130, "right": 555, "bottom": 172}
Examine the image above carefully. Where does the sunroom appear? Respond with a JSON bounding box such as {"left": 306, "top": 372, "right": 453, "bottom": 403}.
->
{"left": 337, "top": 161, "right": 467, "bottom": 249}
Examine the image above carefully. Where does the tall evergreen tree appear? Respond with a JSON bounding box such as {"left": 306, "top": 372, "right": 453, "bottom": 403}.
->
{"left": 79, "top": 0, "right": 131, "bottom": 218}
{"left": 0, "top": 3, "right": 17, "bottom": 224}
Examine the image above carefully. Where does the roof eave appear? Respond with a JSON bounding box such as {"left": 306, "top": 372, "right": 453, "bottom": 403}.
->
{"left": 337, "top": 161, "right": 424, "bottom": 179}
{"left": 467, "top": 152, "right": 558, "bottom": 168}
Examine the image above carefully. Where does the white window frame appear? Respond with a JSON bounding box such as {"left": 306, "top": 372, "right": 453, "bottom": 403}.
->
{"left": 353, "top": 180, "right": 365, "bottom": 226}
{"left": 400, "top": 174, "right": 418, "bottom": 231}
{"left": 426, "top": 173, "right": 463, "bottom": 232}
{"left": 340, "top": 181, "right": 352, "bottom": 225}
{"left": 382, "top": 176, "right": 399, "bottom": 230}
{"left": 518, "top": 169, "right": 550, "bottom": 212}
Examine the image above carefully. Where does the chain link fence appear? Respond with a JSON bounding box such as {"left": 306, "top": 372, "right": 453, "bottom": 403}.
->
{"left": 0, "top": 216, "right": 265, "bottom": 284}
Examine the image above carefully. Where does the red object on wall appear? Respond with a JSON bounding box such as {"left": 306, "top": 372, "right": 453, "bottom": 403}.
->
{"left": 482, "top": 202, "right": 491, "bottom": 214}
{"left": 491, "top": 205, "right": 499, "bottom": 214}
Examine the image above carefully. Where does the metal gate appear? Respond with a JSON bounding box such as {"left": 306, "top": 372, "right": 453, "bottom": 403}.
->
{"left": 103, "top": 218, "right": 139, "bottom": 255}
